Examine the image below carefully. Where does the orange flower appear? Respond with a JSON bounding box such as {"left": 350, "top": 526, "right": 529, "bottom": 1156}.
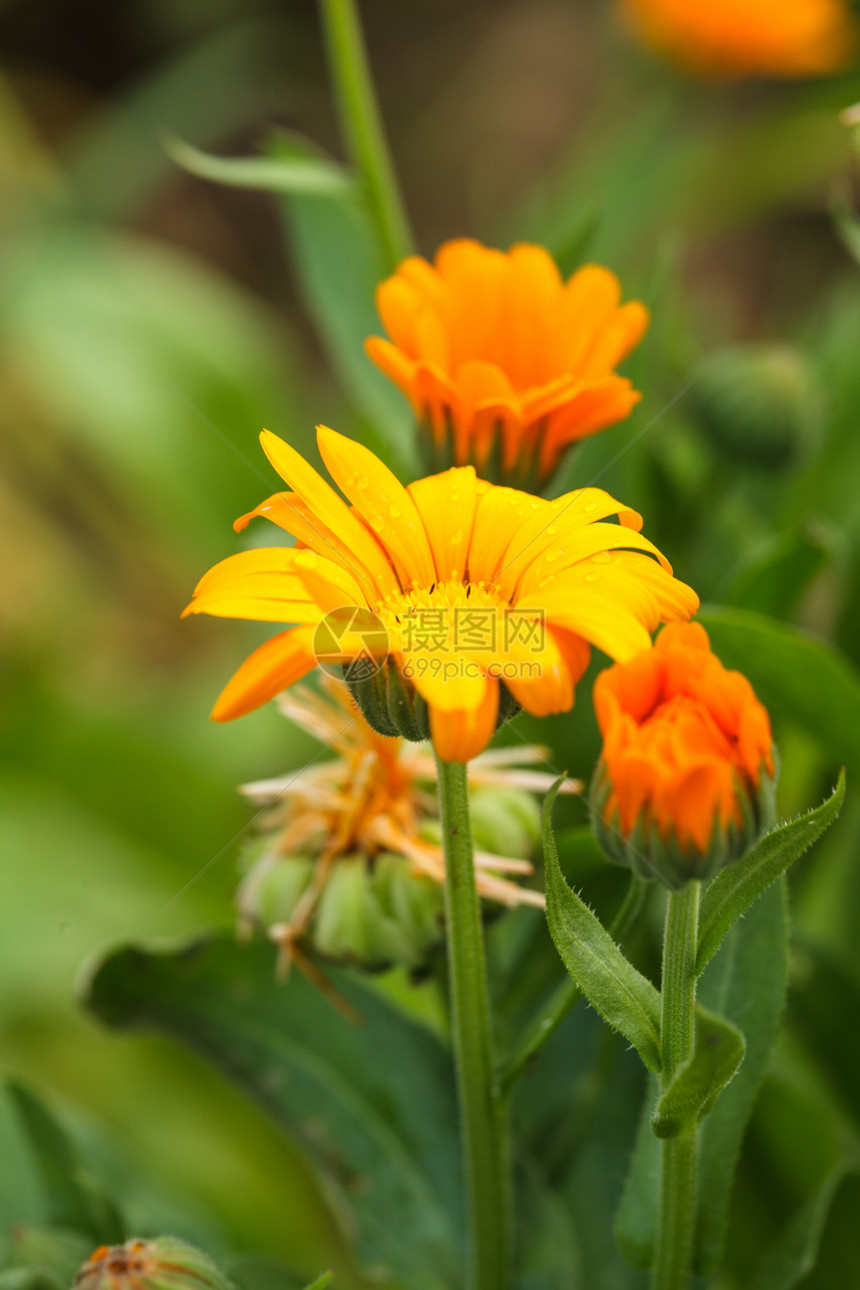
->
{"left": 620, "top": 0, "right": 858, "bottom": 77}
{"left": 183, "top": 425, "right": 698, "bottom": 763}
{"left": 365, "top": 239, "right": 649, "bottom": 486}
{"left": 591, "top": 622, "right": 775, "bottom": 883}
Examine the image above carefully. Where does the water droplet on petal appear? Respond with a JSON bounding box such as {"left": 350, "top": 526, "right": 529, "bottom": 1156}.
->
{"left": 295, "top": 550, "right": 317, "bottom": 569}
{"left": 545, "top": 549, "right": 561, "bottom": 564}
{"left": 451, "top": 532, "right": 462, "bottom": 546}
{"left": 584, "top": 572, "right": 600, "bottom": 583}
{"left": 389, "top": 504, "right": 401, "bottom": 519}
{"left": 370, "top": 516, "right": 385, "bottom": 533}
{"left": 357, "top": 476, "right": 369, "bottom": 490}
{"left": 585, "top": 502, "right": 598, "bottom": 513}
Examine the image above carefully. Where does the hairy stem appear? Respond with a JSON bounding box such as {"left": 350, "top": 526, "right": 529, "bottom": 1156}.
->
{"left": 653, "top": 881, "right": 701, "bottom": 1290}
{"left": 435, "top": 753, "right": 510, "bottom": 1290}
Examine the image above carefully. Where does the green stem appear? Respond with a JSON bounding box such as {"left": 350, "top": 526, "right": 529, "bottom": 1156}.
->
{"left": 498, "top": 873, "right": 647, "bottom": 1097}
{"left": 318, "top": 0, "right": 414, "bottom": 267}
{"left": 435, "top": 753, "right": 510, "bottom": 1290}
{"left": 653, "top": 881, "right": 700, "bottom": 1290}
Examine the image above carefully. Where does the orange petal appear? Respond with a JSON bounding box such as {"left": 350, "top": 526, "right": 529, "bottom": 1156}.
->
{"left": 428, "top": 673, "right": 499, "bottom": 763}
{"left": 211, "top": 626, "right": 317, "bottom": 722}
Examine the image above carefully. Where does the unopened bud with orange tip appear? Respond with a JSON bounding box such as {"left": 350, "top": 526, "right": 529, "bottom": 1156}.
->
{"left": 73, "top": 1239, "right": 234, "bottom": 1290}
{"left": 589, "top": 622, "right": 777, "bottom": 887}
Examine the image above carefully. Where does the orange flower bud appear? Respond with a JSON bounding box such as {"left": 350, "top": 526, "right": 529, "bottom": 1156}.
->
{"left": 590, "top": 622, "right": 776, "bottom": 886}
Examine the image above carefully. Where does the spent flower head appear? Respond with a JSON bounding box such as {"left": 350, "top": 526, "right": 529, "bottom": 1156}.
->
{"left": 236, "top": 677, "right": 570, "bottom": 969}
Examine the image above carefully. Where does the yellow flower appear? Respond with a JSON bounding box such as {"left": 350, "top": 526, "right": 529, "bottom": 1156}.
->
{"left": 365, "top": 239, "right": 649, "bottom": 486}
{"left": 620, "top": 0, "right": 858, "bottom": 77}
{"left": 238, "top": 677, "right": 571, "bottom": 968}
{"left": 184, "top": 425, "right": 698, "bottom": 762}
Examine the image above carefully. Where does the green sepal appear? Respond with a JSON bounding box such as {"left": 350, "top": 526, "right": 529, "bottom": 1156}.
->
{"left": 544, "top": 778, "right": 663, "bottom": 1074}
{"left": 346, "top": 658, "right": 520, "bottom": 745}
{"left": 696, "top": 771, "right": 845, "bottom": 976}
{"left": 301, "top": 1277, "right": 333, "bottom": 1290}
{"left": 651, "top": 1005, "right": 746, "bottom": 1139}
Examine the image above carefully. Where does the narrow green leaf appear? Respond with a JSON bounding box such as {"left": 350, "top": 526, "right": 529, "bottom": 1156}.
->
{"left": 6, "top": 1082, "right": 123, "bottom": 1245}
{"left": 751, "top": 1162, "right": 859, "bottom": 1290}
{"left": 695, "top": 879, "right": 790, "bottom": 1275}
{"left": 301, "top": 1275, "right": 333, "bottom": 1290}
{"left": 698, "top": 607, "right": 860, "bottom": 775}
{"left": 164, "top": 134, "right": 357, "bottom": 199}
{"left": 652, "top": 1005, "right": 745, "bottom": 1138}
{"left": 543, "top": 780, "right": 662, "bottom": 1074}
{"left": 697, "top": 773, "right": 845, "bottom": 976}
{"left": 82, "top": 937, "right": 462, "bottom": 1290}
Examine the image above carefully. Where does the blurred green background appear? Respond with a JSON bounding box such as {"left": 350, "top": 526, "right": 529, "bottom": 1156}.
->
{"left": 4, "top": 1, "right": 860, "bottom": 1286}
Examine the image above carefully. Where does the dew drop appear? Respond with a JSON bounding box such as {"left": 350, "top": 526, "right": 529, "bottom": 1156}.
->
{"left": 389, "top": 504, "right": 401, "bottom": 519}
{"left": 451, "top": 532, "right": 462, "bottom": 546}
{"left": 584, "top": 572, "right": 600, "bottom": 583}
{"left": 357, "top": 476, "right": 369, "bottom": 490}
{"left": 585, "top": 502, "right": 598, "bottom": 513}
{"left": 546, "top": 524, "right": 560, "bottom": 536}
{"left": 545, "top": 549, "right": 561, "bottom": 564}
{"left": 294, "top": 550, "right": 317, "bottom": 569}
{"left": 370, "top": 516, "right": 385, "bottom": 533}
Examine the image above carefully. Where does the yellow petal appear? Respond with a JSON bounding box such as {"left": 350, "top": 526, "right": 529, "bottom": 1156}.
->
{"left": 234, "top": 491, "right": 373, "bottom": 575}
{"left": 408, "top": 466, "right": 478, "bottom": 582}
{"left": 316, "top": 424, "right": 437, "bottom": 589}
{"left": 259, "top": 429, "right": 398, "bottom": 600}
{"left": 504, "top": 523, "right": 671, "bottom": 602}
{"left": 211, "top": 626, "right": 317, "bottom": 721}
{"left": 467, "top": 485, "right": 550, "bottom": 586}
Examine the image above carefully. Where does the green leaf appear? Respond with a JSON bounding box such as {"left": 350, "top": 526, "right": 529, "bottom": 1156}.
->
{"left": 652, "top": 1005, "right": 746, "bottom": 1138}
{"left": 301, "top": 1276, "right": 333, "bottom": 1290}
{"left": 265, "top": 130, "right": 411, "bottom": 462}
{"left": 543, "top": 780, "right": 662, "bottom": 1074}
{"left": 833, "top": 181, "right": 860, "bottom": 268}
{"left": 6, "top": 1082, "right": 123, "bottom": 1245}
{"left": 751, "top": 1162, "right": 859, "bottom": 1290}
{"left": 616, "top": 882, "right": 789, "bottom": 1271}
{"left": 724, "top": 528, "right": 831, "bottom": 619}
{"left": 695, "top": 879, "right": 790, "bottom": 1275}
{"left": 791, "top": 938, "right": 860, "bottom": 1128}
{"left": 698, "top": 607, "right": 860, "bottom": 775}
{"left": 696, "top": 773, "right": 845, "bottom": 976}
{"left": 164, "top": 135, "right": 357, "bottom": 199}
{"left": 614, "top": 1073, "right": 661, "bottom": 1270}
{"left": 82, "top": 937, "right": 462, "bottom": 1290}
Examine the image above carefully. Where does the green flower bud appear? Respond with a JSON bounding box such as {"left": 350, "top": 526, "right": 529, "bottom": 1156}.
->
{"left": 693, "top": 345, "right": 822, "bottom": 468}
{"left": 73, "top": 1240, "right": 234, "bottom": 1290}
{"left": 468, "top": 787, "right": 540, "bottom": 858}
